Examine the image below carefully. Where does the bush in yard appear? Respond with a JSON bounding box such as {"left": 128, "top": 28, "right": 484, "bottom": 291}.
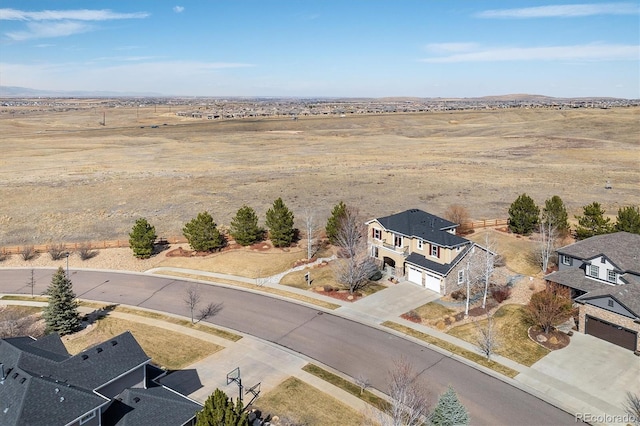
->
{"left": 508, "top": 193, "right": 539, "bottom": 235}
{"left": 450, "top": 289, "right": 465, "bottom": 301}
{"left": 78, "top": 243, "right": 98, "bottom": 260}
{"left": 129, "top": 217, "right": 157, "bottom": 259}
{"left": 265, "top": 198, "right": 295, "bottom": 247}
{"left": 229, "top": 205, "right": 264, "bottom": 246}
{"left": 491, "top": 286, "right": 511, "bottom": 303}
{"left": 43, "top": 267, "right": 81, "bottom": 335}
{"left": 21, "top": 245, "right": 36, "bottom": 261}
{"left": 48, "top": 243, "right": 67, "bottom": 261}
{"left": 183, "top": 211, "right": 226, "bottom": 252}
{"left": 523, "top": 283, "right": 574, "bottom": 334}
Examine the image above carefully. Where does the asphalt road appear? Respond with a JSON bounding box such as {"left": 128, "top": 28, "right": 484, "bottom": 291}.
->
{"left": 0, "top": 268, "right": 576, "bottom": 425}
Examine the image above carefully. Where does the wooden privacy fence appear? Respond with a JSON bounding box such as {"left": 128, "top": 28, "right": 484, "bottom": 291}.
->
{"left": 0, "top": 236, "right": 188, "bottom": 255}
{"left": 461, "top": 218, "right": 508, "bottom": 230}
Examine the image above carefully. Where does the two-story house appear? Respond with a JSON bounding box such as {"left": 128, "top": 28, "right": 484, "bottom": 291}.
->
{"left": 0, "top": 331, "right": 201, "bottom": 425}
{"left": 545, "top": 232, "right": 640, "bottom": 352}
{"left": 366, "top": 209, "right": 485, "bottom": 295}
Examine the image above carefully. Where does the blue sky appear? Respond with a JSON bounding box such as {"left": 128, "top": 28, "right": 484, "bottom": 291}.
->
{"left": 1, "top": 1, "right": 638, "bottom": 98}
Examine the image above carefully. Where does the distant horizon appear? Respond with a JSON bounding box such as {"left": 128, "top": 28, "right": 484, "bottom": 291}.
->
{"left": 1, "top": 2, "right": 638, "bottom": 99}
{"left": 2, "top": 85, "right": 638, "bottom": 101}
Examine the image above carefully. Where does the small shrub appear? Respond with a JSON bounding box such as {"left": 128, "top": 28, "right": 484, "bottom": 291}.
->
{"left": 0, "top": 250, "right": 8, "bottom": 262}
{"left": 48, "top": 243, "right": 67, "bottom": 260}
{"left": 323, "top": 285, "right": 334, "bottom": 292}
{"left": 491, "top": 286, "right": 512, "bottom": 303}
{"left": 78, "top": 243, "right": 98, "bottom": 260}
{"left": 451, "top": 289, "right": 466, "bottom": 300}
{"left": 494, "top": 254, "right": 506, "bottom": 268}
{"left": 21, "top": 245, "right": 36, "bottom": 261}
{"left": 402, "top": 310, "right": 422, "bottom": 323}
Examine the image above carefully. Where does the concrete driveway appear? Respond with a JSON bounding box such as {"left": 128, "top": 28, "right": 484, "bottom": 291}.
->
{"left": 516, "top": 332, "right": 640, "bottom": 422}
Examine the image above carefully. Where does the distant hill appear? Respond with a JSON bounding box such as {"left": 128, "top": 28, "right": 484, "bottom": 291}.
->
{"left": 0, "top": 85, "right": 163, "bottom": 98}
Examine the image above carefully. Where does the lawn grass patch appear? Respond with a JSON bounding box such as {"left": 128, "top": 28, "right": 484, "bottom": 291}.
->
{"left": 468, "top": 229, "right": 539, "bottom": 276}
{"left": 302, "top": 364, "right": 390, "bottom": 411}
{"left": 447, "top": 304, "right": 549, "bottom": 366}
{"left": 2, "top": 295, "right": 48, "bottom": 303}
{"left": 0, "top": 305, "right": 43, "bottom": 316}
{"left": 382, "top": 321, "right": 519, "bottom": 378}
{"left": 412, "top": 302, "right": 456, "bottom": 322}
{"left": 62, "top": 316, "right": 222, "bottom": 370}
{"left": 154, "top": 270, "right": 341, "bottom": 310}
{"left": 280, "top": 265, "right": 335, "bottom": 289}
{"left": 255, "top": 376, "right": 366, "bottom": 425}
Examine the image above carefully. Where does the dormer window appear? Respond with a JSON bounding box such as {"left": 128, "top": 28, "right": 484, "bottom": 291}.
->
{"left": 589, "top": 264, "right": 599, "bottom": 278}
{"left": 561, "top": 255, "right": 572, "bottom": 266}
{"left": 607, "top": 270, "right": 617, "bottom": 283}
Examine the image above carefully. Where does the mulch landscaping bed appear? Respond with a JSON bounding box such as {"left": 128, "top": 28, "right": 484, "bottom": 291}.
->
{"left": 528, "top": 326, "right": 570, "bottom": 350}
{"left": 313, "top": 288, "right": 362, "bottom": 302}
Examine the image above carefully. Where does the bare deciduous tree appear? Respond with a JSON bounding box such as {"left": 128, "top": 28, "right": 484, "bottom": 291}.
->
{"left": 21, "top": 245, "right": 36, "bottom": 261}
{"left": 625, "top": 391, "right": 640, "bottom": 426}
{"left": 332, "top": 207, "right": 378, "bottom": 294}
{"left": 376, "top": 357, "right": 429, "bottom": 426}
{"left": 355, "top": 374, "right": 371, "bottom": 395}
{"left": 48, "top": 243, "right": 67, "bottom": 260}
{"left": 184, "top": 285, "right": 202, "bottom": 324}
{"left": 475, "top": 313, "right": 500, "bottom": 361}
{"left": 478, "top": 234, "right": 496, "bottom": 310}
{"left": 303, "top": 207, "right": 319, "bottom": 260}
{"left": 444, "top": 204, "right": 470, "bottom": 234}
{"left": 524, "top": 283, "right": 575, "bottom": 334}
{"left": 538, "top": 220, "right": 559, "bottom": 273}
{"left": 78, "top": 243, "right": 98, "bottom": 260}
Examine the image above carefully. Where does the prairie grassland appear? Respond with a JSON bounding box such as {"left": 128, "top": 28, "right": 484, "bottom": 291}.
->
{"left": 1, "top": 104, "right": 638, "bottom": 245}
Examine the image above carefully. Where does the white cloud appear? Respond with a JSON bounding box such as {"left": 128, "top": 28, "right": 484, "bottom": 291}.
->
{"left": 0, "top": 8, "right": 149, "bottom": 21}
{"left": 476, "top": 3, "right": 639, "bottom": 18}
{"left": 173, "top": 6, "right": 185, "bottom": 13}
{"left": 1, "top": 8, "right": 149, "bottom": 40}
{"left": 421, "top": 43, "right": 640, "bottom": 63}
{"left": 7, "top": 21, "right": 93, "bottom": 40}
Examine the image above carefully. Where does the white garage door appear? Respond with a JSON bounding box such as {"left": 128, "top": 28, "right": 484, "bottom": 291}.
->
{"left": 424, "top": 274, "right": 441, "bottom": 293}
{"left": 407, "top": 266, "right": 423, "bottom": 286}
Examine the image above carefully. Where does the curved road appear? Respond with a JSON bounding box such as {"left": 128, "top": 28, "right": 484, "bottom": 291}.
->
{"left": 0, "top": 268, "right": 575, "bottom": 425}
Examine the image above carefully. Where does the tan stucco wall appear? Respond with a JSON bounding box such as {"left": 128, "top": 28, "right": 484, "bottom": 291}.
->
{"left": 578, "top": 304, "right": 640, "bottom": 352}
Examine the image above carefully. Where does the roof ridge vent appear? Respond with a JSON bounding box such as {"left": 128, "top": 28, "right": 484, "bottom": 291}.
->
{"left": 96, "top": 347, "right": 103, "bottom": 353}
{"left": 133, "top": 397, "right": 141, "bottom": 403}
{"left": 81, "top": 354, "right": 89, "bottom": 360}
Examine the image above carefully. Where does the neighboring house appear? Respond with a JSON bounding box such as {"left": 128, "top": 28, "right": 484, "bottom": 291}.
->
{"left": 545, "top": 232, "right": 640, "bottom": 352}
{"left": 0, "top": 331, "right": 201, "bottom": 426}
{"left": 366, "top": 209, "right": 489, "bottom": 295}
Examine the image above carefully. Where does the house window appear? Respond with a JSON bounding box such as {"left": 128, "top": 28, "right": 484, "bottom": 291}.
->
{"left": 372, "top": 228, "right": 382, "bottom": 240}
{"left": 607, "top": 300, "right": 614, "bottom": 308}
{"left": 607, "top": 270, "right": 616, "bottom": 283}
{"left": 371, "top": 246, "right": 378, "bottom": 258}
{"left": 600, "top": 257, "right": 606, "bottom": 264}
{"left": 589, "top": 264, "right": 599, "bottom": 278}
{"left": 561, "top": 255, "right": 572, "bottom": 266}
{"left": 431, "top": 245, "right": 438, "bottom": 258}
{"left": 394, "top": 235, "right": 402, "bottom": 248}
{"left": 417, "top": 239, "right": 423, "bottom": 250}
{"left": 457, "top": 270, "right": 464, "bottom": 284}
{"left": 80, "top": 411, "right": 96, "bottom": 424}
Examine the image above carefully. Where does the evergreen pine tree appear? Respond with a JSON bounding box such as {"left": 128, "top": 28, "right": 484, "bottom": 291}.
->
{"left": 542, "top": 195, "right": 569, "bottom": 236}
{"left": 229, "top": 205, "right": 264, "bottom": 246}
{"left": 265, "top": 198, "right": 295, "bottom": 247}
{"left": 195, "top": 389, "right": 248, "bottom": 426}
{"left": 575, "top": 202, "right": 612, "bottom": 240}
{"left": 43, "top": 267, "right": 81, "bottom": 335}
{"left": 508, "top": 193, "right": 540, "bottom": 235}
{"left": 325, "top": 201, "right": 347, "bottom": 244}
{"left": 129, "top": 217, "right": 157, "bottom": 259}
{"left": 614, "top": 206, "right": 640, "bottom": 234}
{"left": 430, "top": 386, "right": 470, "bottom": 426}
{"left": 183, "top": 211, "right": 226, "bottom": 252}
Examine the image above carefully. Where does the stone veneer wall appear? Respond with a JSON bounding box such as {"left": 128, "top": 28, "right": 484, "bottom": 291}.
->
{"left": 579, "top": 304, "right": 640, "bottom": 352}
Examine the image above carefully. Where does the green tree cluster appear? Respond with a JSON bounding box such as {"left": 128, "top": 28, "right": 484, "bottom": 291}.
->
{"left": 229, "top": 205, "right": 264, "bottom": 246}
{"left": 265, "top": 198, "right": 295, "bottom": 247}
{"left": 129, "top": 217, "right": 157, "bottom": 259}
{"left": 574, "top": 202, "right": 612, "bottom": 240}
{"left": 195, "top": 389, "right": 248, "bottom": 426}
{"left": 615, "top": 206, "right": 640, "bottom": 234}
{"left": 183, "top": 211, "right": 226, "bottom": 252}
{"left": 508, "top": 193, "right": 540, "bottom": 235}
{"left": 541, "top": 195, "right": 569, "bottom": 236}
{"left": 325, "top": 201, "right": 347, "bottom": 244}
{"left": 430, "top": 386, "right": 470, "bottom": 426}
{"left": 43, "top": 267, "right": 81, "bottom": 335}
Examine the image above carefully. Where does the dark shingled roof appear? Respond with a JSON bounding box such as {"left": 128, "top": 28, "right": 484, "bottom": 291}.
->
{"left": 372, "top": 209, "right": 469, "bottom": 247}
{"left": 575, "top": 282, "right": 640, "bottom": 318}
{"left": 103, "top": 387, "right": 200, "bottom": 426}
{"left": 405, "top": 245, "right": 472, "bottom": 277}
{"left": 545, "top": 268, "right": 606, "bottom": 294}
{"left": 558, "top": 232, "right": 640, "bottom": 274}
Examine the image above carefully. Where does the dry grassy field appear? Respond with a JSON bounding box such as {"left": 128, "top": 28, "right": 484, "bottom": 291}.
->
{"left": 1, "top": 102, "right": 638, "bottom": 245}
